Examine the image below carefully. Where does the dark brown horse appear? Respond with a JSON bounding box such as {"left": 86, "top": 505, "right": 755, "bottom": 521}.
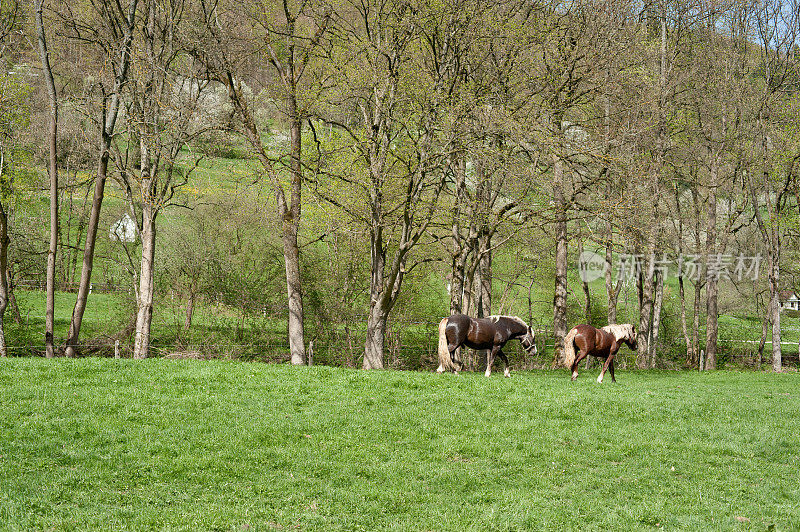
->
{"left": 564, "top": 323, "right": 637, "bottom": 383}
{"left": 437, "top": 314, "right": 537, "bottom": 377}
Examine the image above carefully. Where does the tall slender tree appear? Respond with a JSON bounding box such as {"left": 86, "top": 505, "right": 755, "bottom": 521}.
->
{"left": 35, "top": 0, "right": 59, "bottom": 359}
{"left": 63, "top": 0, "right": 139, "bottom": 358}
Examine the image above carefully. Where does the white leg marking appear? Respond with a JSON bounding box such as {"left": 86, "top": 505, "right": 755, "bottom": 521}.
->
{"left": 597, "top": 374, "right": 604, "bottom": 384}
{"left": 436, "top": 365, "right": 444, "bottom": 373}
{"left": 485, "top": 368, "right": 492, "bottom": 377}
{"left": 504, "top": 367, "right": 511, "bottom": 378}
{"left": 572, "top": 370, "right": 578, "bottom": 379}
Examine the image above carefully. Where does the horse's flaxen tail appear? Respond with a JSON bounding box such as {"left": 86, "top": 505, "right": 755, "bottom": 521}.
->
{"left": 563, "top": 327, "right": 579, "bottom": 368}
{"left": 436, "top": 318, "right": 454, "bottom": 373}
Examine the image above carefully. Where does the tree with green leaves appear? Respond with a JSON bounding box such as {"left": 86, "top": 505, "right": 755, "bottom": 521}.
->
{"left": 188, "top": 0, "right": 331, "bottom": 365}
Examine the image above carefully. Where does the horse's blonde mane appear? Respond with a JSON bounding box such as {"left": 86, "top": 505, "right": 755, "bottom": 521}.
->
{"left": 601, "top": 323, "right": 635, "bottom": 341}
{"left": 489, "top": 315, "right": 528, "bottom": 328}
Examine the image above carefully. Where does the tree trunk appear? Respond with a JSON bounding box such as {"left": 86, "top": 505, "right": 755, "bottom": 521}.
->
{"left": 649, "top": 270, "right": 664, "bottom": 368}
{"left": 7, "top": 276, "right": 22, "bottom": 325}
{"left": 478, "top": 232, "right": 492, "bottom": 317}
{"left": 462, "top": 263, "right": 475, "bottom": 317}
{"left": 133, "top": 209, "right": 156, "bottom": 359}
{"left": 184, "top": 291, "right": 195, "bottom": 331}
{"left": 705, "top": 274, "right": 718, "bottom": 370}
{"left": 757, "top": 308, "right": 768, "bottom": 367}
{"left": 364, "top": 304, "right": 387, "bottom": 370}
{"left": 0, "top": 198, "right": 9, "bottom": 357}
{"left": 282, "top": 210, "right": 305, "bottom": 365}
{"left": 283, "top": 93, "right": 306, "bottom": 365}
{"left": 552, "top": 155, "right": 568, "bottom": 366}
{"left": 450, "top": 251, "right": 467, "bottom": 315}
{"left": 582, "top": 278, "right": 591, "bottom": 325}
{"left": 768, "top": 246, "right": 781, "bottom": 372}
{"left": 578, "top": 240, "right": 591, "bottom": 324}
{"left": 364, "top": 205, "right": 386, "bottom": 369}
{"left": 36, "top": 0, "right": 59, "bottom": 359}
{"left": 604, "top": 220, "right": 619, "bottom": 324}
{"left": 692, "top": 277, "right": 702, "bottom": 369}
{"left": 133, "top": 143, "right": 156, "bottom": 359}
{"left": 678, "top": 274, "right": 692, "bottom": 364}
{"left": 704, "top": 162, "right": 718, "bottom": 370}
{"left": 637, "top": 250, "right": 655, "bottom": 368}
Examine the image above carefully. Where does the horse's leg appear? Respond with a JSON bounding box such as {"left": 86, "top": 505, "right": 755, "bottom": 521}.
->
{"left": 608, "top": 356, "right": 616, "bottom": 383}
{"left": 597, "top": 356, "right": 613, "bottom": 383}
{"left": 485, "top": 346, "right": 499, "bottom": 377}
{"left": 497, "top": 349, "right": 511, "bottom": 378}
{"left": 571, "top": 351, "right": 587, "bottom": 381}
{"left": 448, "top": 344, "right": 462, "bottom": 374}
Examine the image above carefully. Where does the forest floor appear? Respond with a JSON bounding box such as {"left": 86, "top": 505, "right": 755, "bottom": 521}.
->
{"left": 1, "top": 359, "right": 798, "bottom": 530}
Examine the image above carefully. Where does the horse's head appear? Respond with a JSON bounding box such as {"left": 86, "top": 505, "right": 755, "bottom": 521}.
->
{"left": 625, "top": 325, "right": 638, "bottom": 350}
{"left": 520, "top": 326, "right": 538, "bottom": 356}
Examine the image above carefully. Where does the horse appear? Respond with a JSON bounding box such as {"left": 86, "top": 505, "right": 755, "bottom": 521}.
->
{"left": 563, "top": 323, "right": 637, "bottom": 383}
{"left": 436, "top": 314, "right": 537, "bottom": 377}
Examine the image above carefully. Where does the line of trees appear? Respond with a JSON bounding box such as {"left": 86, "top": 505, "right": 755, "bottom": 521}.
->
{"left": 1, "top": 0, "right": 799, "bottom": 371}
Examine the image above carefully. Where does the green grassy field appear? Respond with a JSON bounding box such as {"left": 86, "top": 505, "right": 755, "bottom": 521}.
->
{"left": 1, "top": 360, "right": 798, "bottom": 531}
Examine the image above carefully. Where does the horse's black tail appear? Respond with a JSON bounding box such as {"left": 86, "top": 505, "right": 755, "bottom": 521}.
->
{"left": 436, "top": 318, "right": 456, "bottom": 373}
{"left": 563, "top": 327, "right": 578, "bottom": 368}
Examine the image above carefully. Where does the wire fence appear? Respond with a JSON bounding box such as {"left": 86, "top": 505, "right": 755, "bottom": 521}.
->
{"left": 7, "top": 283, "right": 799, "bottom": 369}
{"left": 15, "top": 279, "right": 129, "bottom": 294}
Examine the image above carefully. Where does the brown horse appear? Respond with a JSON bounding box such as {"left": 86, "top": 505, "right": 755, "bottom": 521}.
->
{"left": 563, "top": 323, "right": 637, "bottom": 383}
{"left": 436, "top": 314, "right": 537, "bottom": 377}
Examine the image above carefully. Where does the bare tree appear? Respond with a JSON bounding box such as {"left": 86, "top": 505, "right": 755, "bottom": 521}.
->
{"left": 35, "top": 0, "right": 59, "bottom": 358}
{"left": 117, "top": 0, "right": 205, "bottom": 359}
{"left": 62, "top": 0, "right": 139, "bottom": 358}
{"left": 315, "top": 0, "right": 462, "bottom": 368}
{"left": 190, "top": 0, "right": 330, "bottom": 365}
{"left": 749, "top": 0, "right": 800, "bottom": 372}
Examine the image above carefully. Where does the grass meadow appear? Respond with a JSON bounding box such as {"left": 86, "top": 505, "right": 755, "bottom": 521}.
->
{"left": 1, "top": 359, "right": 799, "bottom": 531}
